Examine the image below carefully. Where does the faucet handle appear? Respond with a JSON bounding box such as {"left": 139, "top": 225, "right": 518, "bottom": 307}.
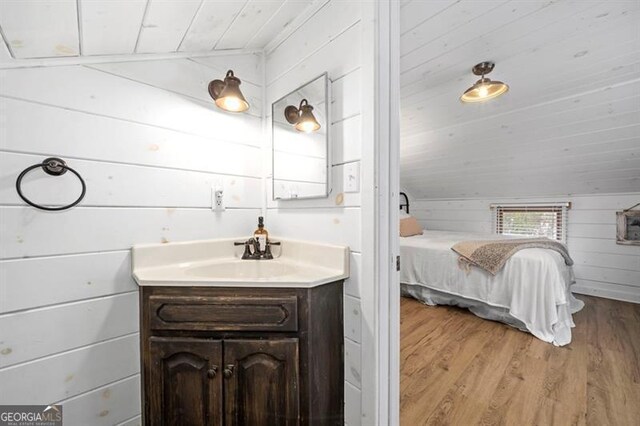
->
{"left": 234, "top": 239, "right": 253, "bottom": 259}
{"left": 263, "top": 240, "right": 281, "bottom": 260}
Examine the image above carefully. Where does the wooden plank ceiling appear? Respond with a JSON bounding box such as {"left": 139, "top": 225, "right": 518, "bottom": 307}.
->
{"left": 400, "top": 0, "right": 640, "bottom": 198}
{"left": 0, "top": 0, "right": 313, "bottom": 59}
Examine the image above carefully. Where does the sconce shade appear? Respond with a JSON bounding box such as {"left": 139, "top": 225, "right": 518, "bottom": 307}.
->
{"left": 284, "top": 99, "right": 321, "bottom": 133}
{"left": 208, "top": 70, "right": 249, "bottom": 112}
{"left": 460, "top": 62, "right": 509, "bottom": 103}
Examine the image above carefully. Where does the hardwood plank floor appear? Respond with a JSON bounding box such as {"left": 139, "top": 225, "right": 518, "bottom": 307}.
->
{"left": 400, "top": 295, "right": 640, "bottom": 426}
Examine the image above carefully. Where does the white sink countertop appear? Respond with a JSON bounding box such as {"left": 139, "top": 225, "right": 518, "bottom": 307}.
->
{"left": 132, "top": 237, "right": 350, "bottom": 288}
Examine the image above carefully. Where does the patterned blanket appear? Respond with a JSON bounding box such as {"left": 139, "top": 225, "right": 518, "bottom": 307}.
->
{"left": 452, "top": 238, "right": 573, "bottom": 275}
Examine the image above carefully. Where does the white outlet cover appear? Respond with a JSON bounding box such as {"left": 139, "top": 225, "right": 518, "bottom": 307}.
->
{"left": 211, "top": 187, "right": 225, "bottom": 211}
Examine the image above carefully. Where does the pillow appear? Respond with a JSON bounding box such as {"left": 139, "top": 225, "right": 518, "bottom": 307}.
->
{"left": 400, "top": 216, "right": 423, "bottom": 237}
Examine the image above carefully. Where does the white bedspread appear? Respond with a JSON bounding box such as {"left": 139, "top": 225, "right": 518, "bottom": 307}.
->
{"left": 400, "top": 230, "right": 584, "bottom": 346}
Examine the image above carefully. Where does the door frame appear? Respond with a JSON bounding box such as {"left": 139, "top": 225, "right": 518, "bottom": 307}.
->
{"left": 377, "top": 1, "right": 401, "bottom": 424}
{"left": 362, "top": 1, "right": 401, "bottom": 424}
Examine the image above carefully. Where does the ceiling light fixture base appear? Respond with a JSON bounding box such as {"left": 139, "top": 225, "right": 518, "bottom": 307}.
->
{"left": 472, "top": 61, "right": 495, "bottom": 76}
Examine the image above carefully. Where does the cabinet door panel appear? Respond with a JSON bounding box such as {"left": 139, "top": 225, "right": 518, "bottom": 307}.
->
{"left": 148, "top": 338, "right": 222, "bottom": 426}
{"left": 224, "top": 339, "right": 299, "bottom": 426}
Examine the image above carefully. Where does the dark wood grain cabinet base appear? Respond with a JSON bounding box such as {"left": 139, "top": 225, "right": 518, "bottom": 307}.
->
{"left": 140, "top": 283, "right": 344, "bottom": 426}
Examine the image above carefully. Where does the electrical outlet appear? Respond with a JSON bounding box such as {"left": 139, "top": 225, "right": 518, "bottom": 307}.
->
{"left": 212, "top": 186, "right": 225, "bottom": 211}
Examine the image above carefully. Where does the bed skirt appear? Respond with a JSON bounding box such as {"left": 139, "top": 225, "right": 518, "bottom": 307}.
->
{"left": 401, "top": 283, "right": 583, "bottom": 346}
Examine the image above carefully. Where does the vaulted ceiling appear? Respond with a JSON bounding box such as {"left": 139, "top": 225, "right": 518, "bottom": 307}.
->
{"left": 400, "top": 0, "right": 640, "bottom": 199}
{"left": 0, "top": 0, "right": 314, "bottom": 60}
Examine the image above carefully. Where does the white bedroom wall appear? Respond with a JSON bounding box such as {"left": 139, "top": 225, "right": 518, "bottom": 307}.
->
{"left": 264, "top": 1, "right": 367, "bottom": 424}
{"left": 0, "top": 53, "right": 263, "bottom": 425}
{"left": 409, "top": 193, "right": 640, "bottom": 304}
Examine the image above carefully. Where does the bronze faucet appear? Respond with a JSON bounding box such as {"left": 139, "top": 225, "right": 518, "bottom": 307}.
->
{"left": 234, "top": 238, "right": 280, "bottom": 260}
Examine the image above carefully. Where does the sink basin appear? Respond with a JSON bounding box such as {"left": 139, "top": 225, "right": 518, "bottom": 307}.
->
{"left": 132, "top": 238, "right": 349, "bottom": 288}
{"left": 185, "top": 260, "right": 294, "bottom": 280}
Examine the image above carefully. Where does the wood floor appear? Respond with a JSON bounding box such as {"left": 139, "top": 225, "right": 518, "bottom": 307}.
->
{"left": 400, "top": 295, "right": 640, "bottom": 426}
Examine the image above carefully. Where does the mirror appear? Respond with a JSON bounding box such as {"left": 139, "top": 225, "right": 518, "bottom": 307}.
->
{"left": 272, "top": 73, "right": 330, "bottom": 200}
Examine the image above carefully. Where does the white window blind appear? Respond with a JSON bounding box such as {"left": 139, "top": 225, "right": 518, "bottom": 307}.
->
{"left": 491, "top": 203, "right": 570, "bottom": 243}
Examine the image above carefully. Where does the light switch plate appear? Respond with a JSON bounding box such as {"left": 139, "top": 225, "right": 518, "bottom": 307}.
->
{"left": 343, "top": 162, "right": 360, "bottom": 193}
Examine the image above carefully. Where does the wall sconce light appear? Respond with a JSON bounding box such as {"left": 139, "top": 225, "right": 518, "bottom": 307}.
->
{"left": 284, "top": 99, "right": 321, "bottom": 133}
{"left": 208, "top": 70, "right": 249, "bottom": 112}
{"left": 460, "top": 61, "right": 509, "bottom": 103}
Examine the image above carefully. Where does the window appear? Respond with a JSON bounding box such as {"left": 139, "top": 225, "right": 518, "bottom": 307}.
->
{"left": 492, "top": 203, "right": 570, "bottom": 243}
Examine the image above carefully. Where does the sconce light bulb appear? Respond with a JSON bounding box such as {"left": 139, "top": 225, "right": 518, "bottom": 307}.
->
{"left": 217, "top": 96, "right": 244, "bottom": 112}
{"left": 296, "top": 120, "right": 319, "bottom": 133}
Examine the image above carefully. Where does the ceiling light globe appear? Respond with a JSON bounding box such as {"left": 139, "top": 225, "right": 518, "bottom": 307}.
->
{"left": 460, "top": 79, "right": 509, "bottom": 103}
{"left": 460, "top": 62, "right": 509, "bottom": 103}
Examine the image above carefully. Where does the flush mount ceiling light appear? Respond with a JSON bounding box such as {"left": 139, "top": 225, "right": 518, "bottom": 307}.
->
{"left": 460, "top": 61, "right": 509, "bottom": 103}
{"left": 208, "top": 70, "right": 249, "bottom": 112}
{"left": 284, "top": 99, "right": 321, "bottom": 133}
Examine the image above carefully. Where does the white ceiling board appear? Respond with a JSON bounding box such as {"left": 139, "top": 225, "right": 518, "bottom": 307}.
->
{"left": 402, "top": 99, "right": 640, "bottom": 161}
{"left": 402, "top": 144, "right": 640, "bottom": 180}
{"left": 402, "top": 42, "right": 640, "bottom": 112}
{"left": 403, "top": 176, "right": 640, "bottom": 199}
{"left": 80, "top": 0, "right": 147, "bottom": 56}
{"left": 0, "top": 0, "right": 317, "bottom": 60}
{"left": 178, "top": 0, "right": 246, "bottom": 51}
{"left": 215, "top": 0, "right": 285, "bottom": 50}
{"left": 135, "top": 0, "right": 204, "bottom": 53}
{"left": 401, "top": 83, "right": 640, "bottom": 153}
{"left": 401, "top": 0, "right": 505, "bottom": 57}
{"left": 400, "top": 0, "right": 640, "bottom": 198}
{"left": 401, "top": 31, "right": 640, "bottom": 139}
{"left": 401, "top": 1, "right": 635, "bottom": 96}
{"left": 402, "top": 107, "right": 640, "bottom": 168}
{"left": 401, "top": 0, "right": 599, "bottom": 88}
{"left": 400, "top": 0, "right": 459, "bottom": 36}
{"left": 0, "top": 0, "right": 79, "bottom": 58}
{"left": 402, "top": 164, "right": 640, "bottom": 187}
{"left": 245, "top": 0, "right": 313, "bottom": 49}
{"left": 401, "top": 52, "right": 640, "bottom": 138}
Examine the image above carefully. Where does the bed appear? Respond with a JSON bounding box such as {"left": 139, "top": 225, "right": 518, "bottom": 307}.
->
{"left": 400, "top": 228, "right": 584, "bottom": 346}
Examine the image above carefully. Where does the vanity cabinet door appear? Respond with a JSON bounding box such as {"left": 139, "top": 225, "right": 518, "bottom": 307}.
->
{"left": 224, "top": 339, "right": 300, "bottom": 426}
{"left": 148, "top": 337, "right": 223, "bottom": 426}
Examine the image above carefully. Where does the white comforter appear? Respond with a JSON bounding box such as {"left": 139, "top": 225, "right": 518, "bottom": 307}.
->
{"left": 400, "top": 230, "right": 584, "bottom": 346}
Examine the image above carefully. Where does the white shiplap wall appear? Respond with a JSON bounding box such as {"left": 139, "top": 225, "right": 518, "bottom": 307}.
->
{"left": 408, "top": 193, "right": 640, "bottom": 304}
{"left": 264, "top": 1, "right": 365, "bottom": 424}
{"left": 0, "top": 53, "right": 263, "bottom": 425}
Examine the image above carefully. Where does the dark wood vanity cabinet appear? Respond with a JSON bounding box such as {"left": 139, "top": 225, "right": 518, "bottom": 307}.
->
{"left": 148, "top": 338, "right": 223, "bottom": 425}
{"left": 140, "top": 282, "right": 343, "bottom": 426}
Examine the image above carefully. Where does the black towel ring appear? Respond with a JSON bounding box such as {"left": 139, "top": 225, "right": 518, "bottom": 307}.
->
{"left": 16, "top": 157, "right": 86, "bottom": 211}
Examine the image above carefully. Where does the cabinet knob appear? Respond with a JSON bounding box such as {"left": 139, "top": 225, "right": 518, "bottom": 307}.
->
{"left": 207, "top": 366, "right": 218, "bottom": 379}
{"left": 223, "top": 364, "right": 235, "bottom": 378}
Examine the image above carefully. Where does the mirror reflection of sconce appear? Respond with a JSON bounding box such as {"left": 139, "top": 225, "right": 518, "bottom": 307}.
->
{"left": 272, "top": 72, "right": 329, "bottom": 201}
{"left": 208, "top": 70, "right": 250, "bottom": 113}
{"left": 284, "top": 99, "right": 321, "bottom": 133}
